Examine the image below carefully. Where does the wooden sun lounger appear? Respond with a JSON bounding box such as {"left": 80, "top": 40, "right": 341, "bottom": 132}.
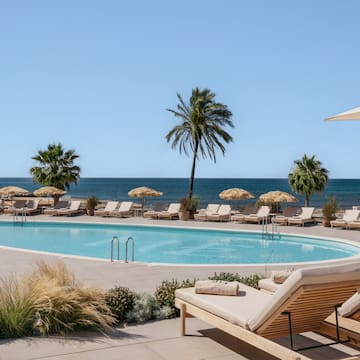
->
{"left": 143, "top": 203, "right": 168, "bottom": 219}
{"left": 56, "top": 200, "right": 82, "bottom": 217}
{"left": 206, "top": 204, "right": 231, "bottom": 222}
{"left": 272, "top": 207, "right": 300, "bottom": 226}
{"left": 331, "top": 210, "right": 360, "bottom": 229}
{"left": 194, "top": 204, "right": 220, "bottom": 221}
{"left": 43, "top": 200, "right": 69, "bottom": 216}
{"left": 318, "top": 292, "right": 360, "bottom": 348}
{"left": 3, "top": 199, "right": 27, "bottom": 215}
{"left": 175, "top": 262, "right": 360, "bottom": 360}
{"left": 94, "top": 201, "right": 119, "bottom": 217}
{"left": 23, "top": 199, "right": 41, "bottom": 215}
{"left": 157, "top": 203, "right": 180, "bottom": 220}
{"left": 243, "top": 205, "right": 270, "bottom": 224}
{"left": 287, "top": 207, "right": 315, "bottom": 227}
{"left": 109, "top": 201, "right": 134, "bottom": 218}
{"left": 230, "top": 203, "right": 257, "bottom": 223}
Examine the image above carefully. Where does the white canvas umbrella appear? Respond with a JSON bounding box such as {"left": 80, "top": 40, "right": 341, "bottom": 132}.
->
{"left": 325, "top": 106, "right": 360, "bottom": 121}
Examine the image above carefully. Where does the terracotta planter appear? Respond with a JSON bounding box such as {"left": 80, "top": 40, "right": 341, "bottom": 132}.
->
{"left": 322, "top": 216, "right": 336, "bottom": 227}
{"left": 87, "top": 208, "right": 95, "bottom": 216}
{"left": 179, "top": 210, "right": 190, "bottom": 221}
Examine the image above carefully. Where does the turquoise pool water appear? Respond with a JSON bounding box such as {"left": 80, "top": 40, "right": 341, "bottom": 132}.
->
{"left": 0, "top": 222, "right": 359, "bottom": 264}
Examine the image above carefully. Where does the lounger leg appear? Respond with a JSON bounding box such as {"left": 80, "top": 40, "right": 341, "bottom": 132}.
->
{"left": 180, "top": 303, "right": 186, "bottom": 336}
{"left": 282, "top": 306, "right": 350, "bottom": 351}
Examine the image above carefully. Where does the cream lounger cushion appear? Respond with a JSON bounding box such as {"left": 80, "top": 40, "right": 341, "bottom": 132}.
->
{"left": 177, "top": 262, "right": 360, "bottom": 332}
{"left": 248, "top": 262, "right": 360, "bottom": 331}
{"left": 258, "top": 278, "right": 282, "bottom": 293}
{"left": 176, "top": 284, "right": 271, "bottom": 329}
{"left": 338, "top": 292, "right": 360, "bottom": 317}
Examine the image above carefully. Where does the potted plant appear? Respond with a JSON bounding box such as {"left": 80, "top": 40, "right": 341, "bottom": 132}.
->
{"left": 322, "top": 196, "right": 340, "bottom": 227}
{"left": 179, "top": 196, "right": 200, "bottom": 221}
{"left": 87, "top": 196, "right": 99, "bottom": 216}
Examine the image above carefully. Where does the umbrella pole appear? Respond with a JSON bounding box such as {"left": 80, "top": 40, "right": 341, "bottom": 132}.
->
{"left": 142, "top": 197, "right": 145, "bottom": 208}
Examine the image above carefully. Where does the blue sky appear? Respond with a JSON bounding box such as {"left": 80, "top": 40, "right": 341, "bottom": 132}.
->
{"left": 1, "top": 1, "right": 360, "bottom": 178}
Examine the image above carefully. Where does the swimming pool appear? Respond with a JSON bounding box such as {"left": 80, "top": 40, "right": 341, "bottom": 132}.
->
{"left": 0, "top": 221, "right": 359, "bottom": 264}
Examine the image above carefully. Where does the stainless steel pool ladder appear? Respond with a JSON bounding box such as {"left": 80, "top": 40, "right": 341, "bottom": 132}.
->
{"left": 125, "top": 236, "right": 134, "bottom": 263}
{"left": 13, "top": 208, "right": 26, "bottom": 225}
{"left": 110, "top": 236, "right": 135, "bottom": 262}
{"left": 110, "top": 236, "right": 120, "bottom": 262}
{"left": 262, "top": 216, "right": 281, "bottom": 240}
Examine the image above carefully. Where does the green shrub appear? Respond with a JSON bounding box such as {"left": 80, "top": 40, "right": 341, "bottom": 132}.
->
{"left": 124, "top": 292, "right": 170, "bottom": 324}
{"left": 105, "top": 286, "right": 135, "bottom": 324}
{"left": 155, "top": 279, "right": 196, "bottom": 318}
{"left": 208, "top": 272, "right": 263, "bottom": 289}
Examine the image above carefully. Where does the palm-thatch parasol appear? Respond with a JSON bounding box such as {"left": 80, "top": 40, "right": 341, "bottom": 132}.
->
{"left": 219, "top": 188, "right": 255, "bottom": 201}
{"left": 219, "top": 188, "right": 255, "bottom": 211}
{"left": 128, "top": 186, "right": 163, "bottom": 208}
{"left": 34, "top": 186, "right": 66, "bottom": 205}
{"left": 33, "top": 186, "right": 66, "bottom": 197}
{"left": 0, "top": 186, "right": 30, "bottom": 198}
{"left": 259, "top": 191, "right": 298, "bottom": 213}
{"left": 259, "top": 191, "right": 298, "bottom": 203}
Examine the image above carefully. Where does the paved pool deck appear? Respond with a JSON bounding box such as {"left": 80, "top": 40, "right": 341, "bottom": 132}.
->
{"left": 1, "top": 214, "right": 360, "bottom": 359}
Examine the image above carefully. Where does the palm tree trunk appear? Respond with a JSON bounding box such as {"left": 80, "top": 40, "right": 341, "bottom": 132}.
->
{"left": 305, "top": 195, "right": 310, "bottom": 207}
{"left": 188, "top": 141, "right": 199, "bottom": 203}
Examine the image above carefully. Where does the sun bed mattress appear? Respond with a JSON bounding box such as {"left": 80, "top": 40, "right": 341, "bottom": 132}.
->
{"left": 175, "top": 284, "right": 271, "bottom": 329}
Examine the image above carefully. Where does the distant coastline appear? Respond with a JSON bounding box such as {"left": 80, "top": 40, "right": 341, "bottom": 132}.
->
{"left": 1, "top": 177, "right": 359, "bottom": 209}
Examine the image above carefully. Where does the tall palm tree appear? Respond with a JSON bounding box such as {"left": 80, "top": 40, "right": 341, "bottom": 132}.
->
{"left": 30, "top": 143, "right": 81, "bottom": 193}
{"left": 166, "top": 88, "right": 234, "bottom": 205}
{"left": 288, "top": 154, "right": 329, "bottom": 207}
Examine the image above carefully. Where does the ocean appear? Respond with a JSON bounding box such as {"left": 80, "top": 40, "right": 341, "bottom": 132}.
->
{"left": 0, "top": 178, "right": 359, "bottom": 209}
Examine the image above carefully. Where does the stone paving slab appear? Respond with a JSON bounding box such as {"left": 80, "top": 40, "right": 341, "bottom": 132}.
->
{"left": 1, "top": 318, "right": 359, "bottom": 360}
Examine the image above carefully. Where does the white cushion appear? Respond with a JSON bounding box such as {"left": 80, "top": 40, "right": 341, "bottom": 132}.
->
{"left": 175, "top": 284, "right": 271, "bottom": 329}
{"left": 248, "top": 261, "right": 360, "bottom": 331}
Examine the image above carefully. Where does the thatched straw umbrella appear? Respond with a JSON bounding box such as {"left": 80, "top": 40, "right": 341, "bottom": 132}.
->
{"left": 259, "top": 191, "right": 297, "bottom": 203}
{"left": 219, "top": 188, "right": 255, "bottom": 201}
{"left": 128, "top": 186, "right": 163, "bottom": 208}
{"left": 219, "top": 188, "right": 255, "bottom": 210}
{"left": 259, "top": 190, "right": 298, "bottom": 213}
{"left": 0, "top": 186, "right": 30, "bottom": 197}
{"left": 34, "top": 186, "right": 66, "bottom": 205}
{"left": 0, "top": 186, "right": 30, "bottom": 206}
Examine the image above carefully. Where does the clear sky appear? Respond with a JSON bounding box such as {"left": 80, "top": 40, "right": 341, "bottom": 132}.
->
{"left": 1, "top": 0, "right": 360, "bottom": 179}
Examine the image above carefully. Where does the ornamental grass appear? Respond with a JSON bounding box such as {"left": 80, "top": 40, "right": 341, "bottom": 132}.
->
{"left": 0, "top": 261, "right": 115, "bottom": 338}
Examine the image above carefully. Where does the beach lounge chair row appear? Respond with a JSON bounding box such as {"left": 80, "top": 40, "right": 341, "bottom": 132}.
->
{"left": 144, "top": 203, "right": 180, "bottom": 220}
{"left": 175, "top": 261, "right": 360, "bottom": 359}
{"left": 3, "top": 199, "right": 41, "bottom": 215}
{"left": 44, "top": 200, "right": 83, "bottom": 217}
{"left": 194, "top": 204, "right": 231, "bottom": 222}
{"left": 195, "top": 204, "right": 272, "bottom": 224}
{"left": 271, "top": 207, "right": 315, "bottom": 226}
{"left": 229, "top": 205, "right": 272, "bottom": 224}
{"left": 92, "top": 201, "right": 134, "bottom": 218}
{"left": 330, "top": 209, "right": 360, "bottom": 230}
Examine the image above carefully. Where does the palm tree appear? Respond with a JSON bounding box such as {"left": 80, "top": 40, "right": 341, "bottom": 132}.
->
{"left": 166, "top": 88, "right": 234, "bottom": 205}
{"left": 30, "top": 143, "right": 81, "bottom": 195}
{"left": 288, "top": 154, "right": 329, "bottom": 207}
